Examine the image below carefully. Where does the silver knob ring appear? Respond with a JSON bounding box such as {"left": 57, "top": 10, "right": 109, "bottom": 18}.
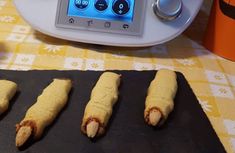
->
{"left": 153, "top": 0, "right": 183, "bottom": 21}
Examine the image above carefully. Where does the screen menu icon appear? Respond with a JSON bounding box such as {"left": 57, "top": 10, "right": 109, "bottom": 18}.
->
{"left": 104, "top": 22, "right": 111, "bottom": 28}
{"left": 87, "top": 20, "right": 93, "bottom": 26}
{"left": 123, "top": 24, "right": 129, "bottom": 29}
{"left": 95, "top": 0, "right": 109, "bottom": 11}
{"left": 112, "top": 0, "right": 130, "bottom": 15}
{"left": 69, "top": 18, "right": 75, "bottom": 23}
{"left": 75, "top": 0, "right": 89, "bottom": 9}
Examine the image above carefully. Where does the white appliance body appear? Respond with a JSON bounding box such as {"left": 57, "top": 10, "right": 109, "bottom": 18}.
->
{"left": 13, "top": 0, "right": 203, "bottom": 47}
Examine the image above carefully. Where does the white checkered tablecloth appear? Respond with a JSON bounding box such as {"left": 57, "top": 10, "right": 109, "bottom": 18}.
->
{"left": 0, "top": 0, "right": 235, "bottom": 152}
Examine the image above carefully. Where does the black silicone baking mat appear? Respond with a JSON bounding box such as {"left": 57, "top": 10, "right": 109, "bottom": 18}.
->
{"left": 0, "top": 70, "right": 226, "bottom": 153}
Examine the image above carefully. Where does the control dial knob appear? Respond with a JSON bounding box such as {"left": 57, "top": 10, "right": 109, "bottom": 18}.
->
{"left": 153, "top": 0, "right": 182, "bottom": 20}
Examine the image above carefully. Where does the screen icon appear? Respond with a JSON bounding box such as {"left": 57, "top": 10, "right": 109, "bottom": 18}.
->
{"left": 95, "top": 0, "right": 108, "bottom": 11}
{"left": 87, "top": 20, "right": 93, "bottom": 26}
{"left": 75, "top": 0, "right": 89, "bottom": 9}
{"left": 69, "top": 18, "right": 75, "bottom": 24}
{"left": 112, "top": 0, "right": 130, "bottom": 15}
{"left": 123, "top": 24, "right": 129, "bottom": 29}
{"left": 104, "top": 22, "right": 111, "bottom": 28}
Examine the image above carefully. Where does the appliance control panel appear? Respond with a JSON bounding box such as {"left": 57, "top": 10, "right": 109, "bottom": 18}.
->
{"left": 56, "top": 0, "right": 145, "bottom": 36}
{"left": 13, "top": 0, "right": 203, "bottom": 47}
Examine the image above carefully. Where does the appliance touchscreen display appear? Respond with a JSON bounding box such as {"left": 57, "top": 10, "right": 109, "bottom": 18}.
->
{"left": 67, "top": 0, "right": 135, "bottom": 23}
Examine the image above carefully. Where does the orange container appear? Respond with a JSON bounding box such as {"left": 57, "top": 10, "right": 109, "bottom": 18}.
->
{"left": 204, "top": 0, "right": 235, "bottom": 61}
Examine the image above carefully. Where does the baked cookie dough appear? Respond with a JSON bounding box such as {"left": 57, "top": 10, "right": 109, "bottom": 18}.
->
{"left": 144, "top": 69, "right": 178, "bottom": 126}
{"left": 81, "top": 72, "right": 121, "bottom": 138}
{"left": 15, "top": 79, "right": 72, "bottom": 147}
{"left": 0, "top": 80, "right": 17, "bottom": 115}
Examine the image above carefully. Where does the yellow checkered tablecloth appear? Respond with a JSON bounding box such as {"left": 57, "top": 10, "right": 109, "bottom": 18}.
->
{"left": 0, "top": 0, "right": 235, "bottom": 152}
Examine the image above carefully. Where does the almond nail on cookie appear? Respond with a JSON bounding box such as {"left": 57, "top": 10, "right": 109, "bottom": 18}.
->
{"left": 15, "top": 79, "right": 72, "bottom": 147}
{"left": 81, "top": 72, "right": 121, "bottom": 138}
{"left": 144, "top": 69, "right": 178, "bottom": 126}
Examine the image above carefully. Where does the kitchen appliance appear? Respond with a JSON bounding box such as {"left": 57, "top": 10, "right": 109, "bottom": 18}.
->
{"left": 13, "top": 0, "right": 203, "bottom": 47}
